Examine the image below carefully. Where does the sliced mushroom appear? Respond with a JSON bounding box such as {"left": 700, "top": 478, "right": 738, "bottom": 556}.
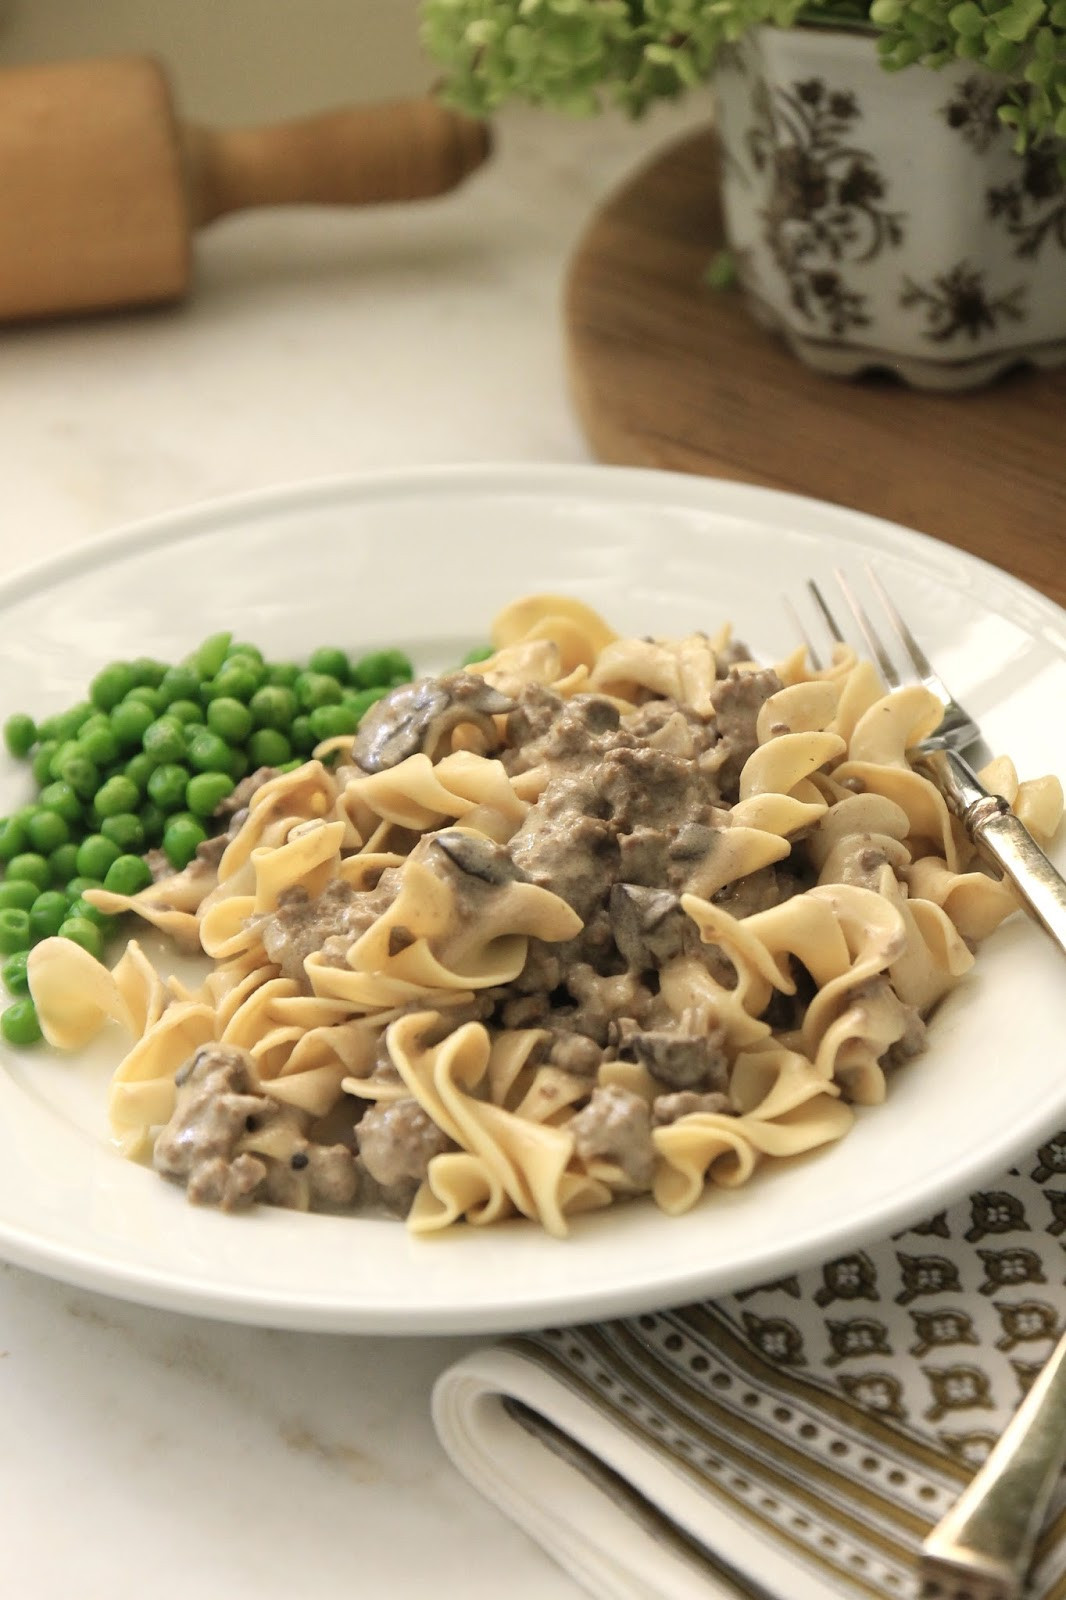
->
{"left": 352, "top": 672, "right": 514, "bottom": 773}
{"left": 432, "top": 829, "right": 523, "bottom": 886}
{"left": 609, "top": 882, "right": 688, "bottom": 969}
{"left": 619, "top": 1026, "right": 729, "bottom": 1092}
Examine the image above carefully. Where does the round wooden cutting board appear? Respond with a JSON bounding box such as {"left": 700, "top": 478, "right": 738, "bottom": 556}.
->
{"left": 565, "top": 125, "right": 1066, "bottom": 608}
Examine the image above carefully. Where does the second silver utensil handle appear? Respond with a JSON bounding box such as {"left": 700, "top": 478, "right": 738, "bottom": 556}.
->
{"left": 919, "top": 747, "right": 1066, "bottom": 957}
{"left": 922, "top": 1326, "right": 1066, "bottom": 1585}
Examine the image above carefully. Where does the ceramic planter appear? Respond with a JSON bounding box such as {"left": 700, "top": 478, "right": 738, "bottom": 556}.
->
{"left": 712, "top": 27, "right": 1066, "bottom": 390}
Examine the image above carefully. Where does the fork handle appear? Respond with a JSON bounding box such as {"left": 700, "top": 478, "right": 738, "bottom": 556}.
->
{"left": 921, "top": 1325, "right": 1066, "bottom": 1587}
{"left": 918, "top": 748, "right": 1066, "bottom": 957}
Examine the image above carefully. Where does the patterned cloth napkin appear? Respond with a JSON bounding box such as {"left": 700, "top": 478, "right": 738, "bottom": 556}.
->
{"left": 434, "top": 1129, "right": 1066, "bottom": 1600}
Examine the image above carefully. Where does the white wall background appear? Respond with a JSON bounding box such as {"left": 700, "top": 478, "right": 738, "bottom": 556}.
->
{"left": 0, "top": 1, "right": 431, "bottom": 120}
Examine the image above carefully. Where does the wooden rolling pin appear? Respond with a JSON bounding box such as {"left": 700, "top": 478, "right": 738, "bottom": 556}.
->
{"left": 0, "top": 55, "right": 492, "bottom": 322}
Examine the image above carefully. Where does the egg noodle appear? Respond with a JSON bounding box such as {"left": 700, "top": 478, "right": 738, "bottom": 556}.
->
{"left": 26, "top": 596, "right": 1063, "bottom": 1236}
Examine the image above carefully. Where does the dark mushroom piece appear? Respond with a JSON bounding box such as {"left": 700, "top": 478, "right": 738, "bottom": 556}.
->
{"left": 609, "top": 882, "right": 689, "bottom": 969}
{"left": 618, "top": 1026, "right": 729, "bottom": 1093}
{"left": 432, "top": 828, "right": 525, "bottom": 886}
{"left": 352, "top": 671, "right": 514, "bottom": 773}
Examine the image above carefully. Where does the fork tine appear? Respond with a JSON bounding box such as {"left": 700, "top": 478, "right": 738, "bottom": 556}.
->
{"left": 832, "top": 569, "right": 902, "bottom": 689}
{"left": 783, "top": 595, "right": 823, "bottom": 671}
{"left": 805, "top": 578, "right": 847, "bottom": 657}
{"left": 863, "top": 564, "right": 955, "bottom": 704}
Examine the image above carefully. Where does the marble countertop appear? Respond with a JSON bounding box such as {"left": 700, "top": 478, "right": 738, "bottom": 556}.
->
{"left": 1, "top": 101, "right": 706, "bottom": 1600}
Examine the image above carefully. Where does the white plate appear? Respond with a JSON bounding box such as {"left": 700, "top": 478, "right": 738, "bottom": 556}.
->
{"left": 1, "top": 464, "right": 1064, "bottom": 1335}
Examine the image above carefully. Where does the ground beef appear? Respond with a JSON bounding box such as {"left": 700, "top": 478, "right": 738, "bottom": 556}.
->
{"left": 256, "top": 875, "right": 396, "bottom": 986}
{"left": 356, "top": 1097, "right": 454, "bottom": 1192}
{"left": 154, "top": 1043, "right": 365, "bottom": 1214}
{"left": 570, "top": 1085, "right": 655, "bottom": 1190}
{"left": 153, "top": 1045, "right": 275, "bottom": 1210}
{"left": 503, "top": 690, "right": 628, "bottom": 777}
{"left": 709, "top": 667, "right": 783, "bottom": 800}
{"left": 652, "top": 1090, "right": 734, "bottom": 1125}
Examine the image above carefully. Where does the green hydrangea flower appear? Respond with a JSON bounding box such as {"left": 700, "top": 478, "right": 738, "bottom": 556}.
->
{"left": 421, "top": 0, "right": 1066, "bottom": 150}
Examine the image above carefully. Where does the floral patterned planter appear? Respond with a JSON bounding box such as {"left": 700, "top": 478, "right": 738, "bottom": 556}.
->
{"left": 712, "top": 27, "right": 1066, "bottom": 390}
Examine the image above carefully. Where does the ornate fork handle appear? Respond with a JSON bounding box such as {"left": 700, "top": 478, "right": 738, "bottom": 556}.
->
{"left": 916, "top": 747, "right": 1066, "bottom": 959}
{"left": 921, "top": 1325, "right": 1066, "bottom": 1597}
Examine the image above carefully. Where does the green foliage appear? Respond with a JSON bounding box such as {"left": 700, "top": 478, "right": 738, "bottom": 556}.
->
{"left": 420, "top": 0, "right": 1066, "bottom": 149}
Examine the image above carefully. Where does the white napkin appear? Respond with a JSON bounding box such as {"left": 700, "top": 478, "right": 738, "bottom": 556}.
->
{"left": 434, "top": 1131, "right": 1066, "bottom": 1600}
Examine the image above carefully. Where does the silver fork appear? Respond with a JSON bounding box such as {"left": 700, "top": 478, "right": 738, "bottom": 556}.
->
{"left": 800, "top": 569, "right": 1066, "bottom": 961}
{"left": 800, "top": 570, "right": 1066, "bottom": 1600}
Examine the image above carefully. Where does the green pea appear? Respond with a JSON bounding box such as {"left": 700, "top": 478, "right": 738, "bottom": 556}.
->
{"left": 295, "top": 672, "right": 343, "bottom": 710}
{"left": 291, "top": 714, "right": 317, "bottom": 754}
{"left": 38, "top": 781, "right": 82, "bottom": 823}
{"left": 68, "top": 897, "right": 114, "bottom": 930}
{"left": 460, "top": 644, "right": 495, "bottom": 666}
{"left": 266, "top": 662, "right": 300, "bottom": 688}
{"left": 249, "top": 685, "right": 297, "bottom": 731}
{"left": 186, "top": 772, "right": 235, "bottom": 817}
{"left": 103, "top": 854, "right": 153, "bottom": 896}
{"left": 275, "top": 759, "right": 304, "bottom": 775}
{"left": 147, "top": 763, "right": 190, "bottom": 811}
{"left": 128, "top": 657, "right": 167, "bottom": 689}
{"left": 94, "top": 774, "right": 140, "bottom": 818}
{"left": 383, "top": 649, "right": 414, "bottom": 682}
{"left": 139, "top": 802, "right": 166, "bottom": 847}
{"left": 1, "top": 951, "right": 29, "bottom": 995}
{"left": 351, "top": 650, "right": 406, "bottom": 689}
{"left": 77, "top": 712, "right": 111, "bottom": 741}
{"left": 248, "top": 729, "right": 291, "bottom": 768}
{"left": 31, "top": 741, "right": 60, "bottom": 787}
{"left": 0, "top": 908, "right": 30, "bottom": 953}
{"left": 56, "top": 754, "right": 99, "bottom": 799}
{"left": 6, "top": 854, "right": 51, "bottom": 893}
{"left": 47, "top": 739, "right": 80, "bottom": 781}
{"left": 29, "top": 890, "right": 69, "bottom": 942}
{"left": 209, "top": 665, "right": 259, "bottom": 704}
{"left": 187, "top": 732, "right": 233, "bottom": 775}
{"left": 3, "top": 713, "right": 37, "bottom": 758}
{"left": 53, "top": 702, "right": 93, "bottom": 741}
{"left": 0, "top": 881, "right": 37, "bottom": 912}
{"left": 308, "top": 647, "right": 350, "bottom": 683}
{"left": 65, "top": 876, "right": 102, "bottom": 898}
{"left": 0, "top": 817, "right": 27, "bottom": 862}
{"left": 143, "top": 717, "right": 187, "bottom": 764}
{"left": 159, "top": 665, "right": 201, "bottom": 706}
{"left": 309, "top": 704, "right": 360, "bottom": 741}
{"left": 348, "top": 686, "right": 389, "bottom": 722}
{"left": 192, "top": 631, "right": 232, "bottom": 680}
{"left": 227, "top": 749, "right": 249, "bottom": 783}
{"left": 166, "top": 698, "right": 202, "bottom": 726}
{"left": 162, "top": 815, "right": 207, "bottom": 871}
{"left": 75, "top": 834, "right": 122, "bottom": 881}
{"left": 49, "top": 843, "right": 80, "bottom": 885}
{"left": 206, "top": 697, "right": 252, "bottom": 744}
{"left": 100, "top": 812, "right": 145, "bottom": 853}
{"left": 78, "top": 725, "right": 119, "bottom": 767}
{"left": 222, "top": 652, "right": 265, "bottom": 685}
{"left": 1, "top": 998, "right": 42, "bottom": 1046}
{"left": 110, "top": 697, "right": 156, "bottom": 750}
{"left": 58, "top": 918, "right": 103, "bottom": 960}
{"left": 124, "top": 752, "right": 157, "bottom": 795}
{"left": 227, "top": 642, "right": 264, "bottom": 666}
{"left": 90, "top": 661, "right": 135, "bottom": 711}
{"left": 25, "top": 811, "right": 69, "bottom": 855}
{"left": 125, "top": 685, "right": 165, "bottom": 714}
